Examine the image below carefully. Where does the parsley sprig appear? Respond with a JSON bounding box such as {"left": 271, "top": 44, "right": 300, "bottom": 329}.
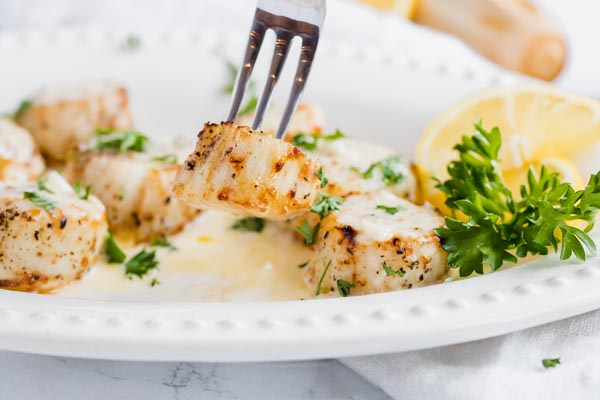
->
{"left": 95, "top": 128, "right": 149, "bottom": 153}
{"left": 376, "top": 204, "right": 405, "bottom": 215}
{"left": 291, "top": 129, "right": 345, "bottom": 151}
{"left": 435, "top": 121, "right": 600, "bottom": 277}
{"left": 295, "top": 220, "right": 320, "bottom": 246}
{"left": 231, "top": 217, "right": 266, "bottom": 233}
{"left": 223, "top": 61, "right": 258, "bottom": 117}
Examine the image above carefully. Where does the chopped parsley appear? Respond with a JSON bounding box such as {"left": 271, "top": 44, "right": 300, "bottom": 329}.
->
{"left": 231, "top": 217, "right": 266, "bottom": 233}
{"left": 95, "top": 128, "right": 149, "bottom": 153}
{"left": 13, "top": 100, "right": 31, "bottom": 120}
{"left": 72, "top": 180, "right": 91, "bottom": 200}
{"left": 291, "top": 129, "right": 346, "bottom": 151}
{"left": 542, "top": 358, "right": 561, "bottom": 369}
{"left": 223, "top": 61, "right": 256, "bottom": 94}
{"left": 355, "top": 155, "right": 405, "bottom": 186}
{"left": 315, "top": 167, "right": 328, "bottom": 188}
{"left": 125, "top": 249, "right": 159, "bottom": 278}
{"left": 36, "top": 176, "right": 54, "bottom": 194}
{"left": 105, "top": 233, "right": 126, "bottom": 264}
{"left": 295, "top": 220, "right": 320, "bottom": 246}
{"left": 337, "top": 279, "right": 355, "bottom": 297}
{"left": 23, "top": 191, "right": 56, "bottom": 210}
{"left": 122, "top": 34, "right": 142, "bottom": 50}
{"left": 151, "top": 154, "right": 178, "bottom": 164}
{"left": 311, "top": 193, "right": 344, "bottom": 219}
{"left": 376, "top": 204, "right": 405, "bottom": 215}
{"left": 315, "top": 260, "right": 331, "bottom": 296}
{"left": 238, "top": 96, "right": 258, "bottom": 117}
{"left": 150, "top": 278, "right": 161, "bottom": 287}
{"left": 382, "top": 261, "right": 405, "bottom": 277}
{"left": 150, "top": 237, "right": 177, "bottom": 251}
{"left": 298, "top": 261, "right": 309, "bottom": 269}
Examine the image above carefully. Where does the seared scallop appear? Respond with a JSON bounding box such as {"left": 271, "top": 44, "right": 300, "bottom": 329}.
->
{"left": 64, "top": 149, "right": 200, "bottom": 242}
{"left": 0, "top": 172, "right": 108, "bottom": 292}
{"left": 307, "top": 135, "right": 417, "bottom": 201}
{"left": 172, "top": 122, "right": 322, "bottom": 220}
{"left": 16, "top": 82, "right": 132, "bottom": 160}
{"left": 0, "top": 117, "right": 44, "bottom": 181}
{"left": 305, "top": 191, "right": 447, "bottom": 297}
{"left": 237, "top": 103, "right": 325, "bottom": 136}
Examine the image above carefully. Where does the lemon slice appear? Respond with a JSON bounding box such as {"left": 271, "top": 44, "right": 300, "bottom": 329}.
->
{"left": 416, "top": 85, "right": 600, "bottom": 213}
{"left": 360, "top": 0, "right": 419, "bottom": 19}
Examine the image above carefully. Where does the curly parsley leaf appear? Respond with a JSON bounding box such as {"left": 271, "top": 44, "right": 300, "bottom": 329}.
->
{"left": 376, "top": 204, "right": 405, "bottom": 215}
{"left": 125, "top": 249, "right": 159, "bottom": 278}
{"left": 542, "top": 358, "right": 561, "bottom": 369}
{"left": 435, "top": 121, "right": 600, "bottom": 277}
{"left": 105, "top": 232, "right": 126, "bottom": 264}
{"left": 354, "top": 155, "right": 405, "bottom": 185}
{"left": 382, "top": 261, "right": 406, "bottom": 277}
{"left": 95, "top": 128, "right": 149, "bottom": 153}
{"left": 337, "top": 279, "right": 355, "bottom": 297}
{"left": 311, "top": 192, "right": 344, "bottom": 219}
{"left": 231, "top": 217, "right": 266, "bottom": 233}
{"left": 295, "top": 220, "right": 320, "bottom": 246}
{"left": 23, "top": 191, "right": 56, "bottom": 210}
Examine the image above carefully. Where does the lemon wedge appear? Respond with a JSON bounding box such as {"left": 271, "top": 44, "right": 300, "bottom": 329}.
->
{"left": 416, "top": 85, "right": 600, "bottom": 213}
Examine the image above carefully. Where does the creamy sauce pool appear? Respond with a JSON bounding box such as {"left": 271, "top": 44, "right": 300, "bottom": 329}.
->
{"left": 57, "top": 211, "right": 314, "bottom": 302}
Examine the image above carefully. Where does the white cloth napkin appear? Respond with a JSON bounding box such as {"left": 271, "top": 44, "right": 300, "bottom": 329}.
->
{"left": 2, "top": 1, "right": 600, "bottom": 399}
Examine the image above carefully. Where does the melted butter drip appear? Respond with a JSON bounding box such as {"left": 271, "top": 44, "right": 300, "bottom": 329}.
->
{"left": 57, "top": 211, "right": 314, "bottom": 302}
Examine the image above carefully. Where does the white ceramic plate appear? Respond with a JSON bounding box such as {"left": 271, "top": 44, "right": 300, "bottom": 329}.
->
{"left": 1, "top": 28, "right": 600, "bottom": 362}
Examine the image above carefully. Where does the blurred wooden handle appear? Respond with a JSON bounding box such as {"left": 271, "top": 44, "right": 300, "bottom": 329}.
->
{"left": 414, "top": 0, "right": 567, "bottom": 81}
{"left": 361, "top": 0, "right": 568, "bottom": 81}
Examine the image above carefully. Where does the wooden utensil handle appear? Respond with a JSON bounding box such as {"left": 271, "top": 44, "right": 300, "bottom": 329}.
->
{"left": 413, "top": 0, "right": 567, "bottom": 80}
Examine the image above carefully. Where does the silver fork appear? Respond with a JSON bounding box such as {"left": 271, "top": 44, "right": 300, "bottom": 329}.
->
{"left": 226, "top": 0, "right": 326, "bottom": 139}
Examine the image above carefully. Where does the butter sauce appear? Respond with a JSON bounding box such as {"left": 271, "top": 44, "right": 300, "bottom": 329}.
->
{"left": 57, "top": 211, "right": 314, "bottom": 302}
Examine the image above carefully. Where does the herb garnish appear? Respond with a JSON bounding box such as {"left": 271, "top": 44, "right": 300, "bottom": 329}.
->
{"left": 95, "top": 128, "right": 149, "bottom": 153}
{"left": 298, "top": 261, "right": 309, "bottom": 269}
{"left": 315, "top": 167, "right": 329, "bottom": 188}
{"left": 223, "top": 61, "right": 258, "bottom": 116}
{"left": 23, "top": 191, "right": 56, "bottom": 210}
{"left": 150, "top": 237, "right": 177, "bottom": 251}
{"left": 151, "top": 154, "right": 178, "bottom": 164}
{"left": 435, "top": 121, "right": 600, "bottom": 277}
{"left": 311, "top": 192, "right": 344, "bottom": 219}
{"left": 125, "top": 249, "right": 159, "bottom": 278}
{"left": 337, "top": 279, "right": 355, "bottom": 297}
{"left": 542, "top": 358, "right": 561, "bottom": 369}
{"left": 231, "top": 217, "right": 266, "bottom": 233}
{"left": 354, "top": 155, "right": 405, "bottom": 185}
{"left": 105, "top": 233, "right": 126, "bottom": 263}
{"left": 382, "top": 261, "right": 405, "bottom": 277}
{"left": 72, "top": 180, "right": 91, "bottom": 200}
{"left": 13, "top": 100, "right": 31, "bottom": 120}
{"left": 295, "top": 220, "right": 320, "bottom": 246}
{"left": 291, "top": 129, "right": 346, "bottom": 151}
{"left": 315, "top": 260, "right": 331, "bottom": 296}
{"left": 36, "top": 176, "right": 54, "bottom": 194}
{"left": 376, "top": 205, "right": 405, "bottom": 215}
{"left": 150, "top": 278, "right": 161, "bottom": 287}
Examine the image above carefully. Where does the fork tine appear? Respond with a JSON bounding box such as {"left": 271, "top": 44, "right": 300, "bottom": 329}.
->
{"left": 227, "top": 19, "right": 267, "bottom": 122}
{"left": 275, "top": 37, "right": 319, "bottom": 139}
{"left": 252, "top": 31, "right": 293, "bottom": 130}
